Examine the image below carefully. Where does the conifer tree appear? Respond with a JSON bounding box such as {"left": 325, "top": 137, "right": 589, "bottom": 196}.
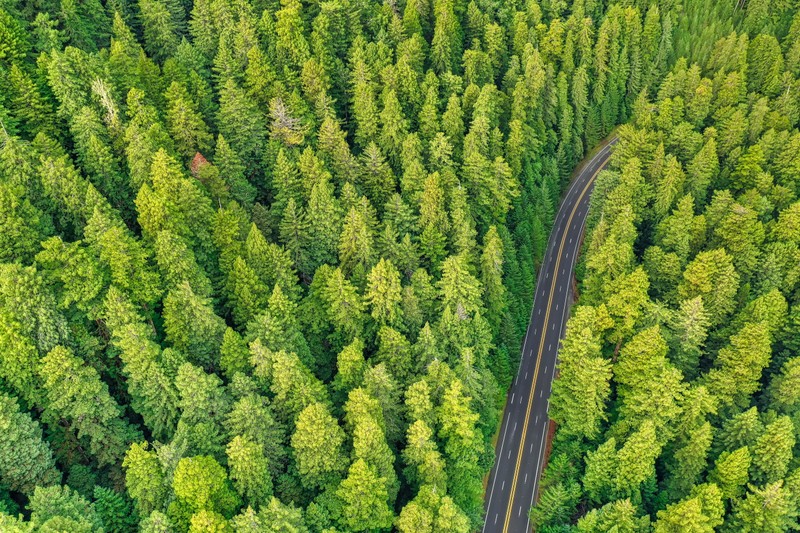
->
{"left": 291, "top": 402, "right": 347, "bottom": 490}
{"left": 226, "top": 436, "right": 273, "bottom": 509}
{"left": 165, "top": 81, "right": 213, "bottom": 159}
{"left": 40, "top": 346, "right": 140, "bottom": 468}
{"left": 172, "top": 455, "right": 239, "bottom": 518}
{"left": 226, "top": 256, "right": 269, "bottom": 327}
{"left": 322, "top": 267, "right": 366, "bottom": 341}
{"left": 224, "top": 394, "right": 286, "bottom": 479}
{"left": 336, "top": 459, "right": 394, "bottom": 531}
{"left": 750, "top": 416, "right": 795, "bottom": 486}
{"left": 732, "top": 481, "right": 797, "bottom": 532}
{"left": 163, "top": 282, "right": 226, "bottom": 368}
{"left": 403, "top": 420, "right": 447, "bottom": 492}
{"left": 138, "top": 0, "right": 184, "bottom": 59}
{"left": 345, "top": 388, "right": 399, "bottom": 498}
{"left": 333, "top": 338, "right": 367, "bottom": 395}
{"left": 214, "top": 135, "right": 257, "bottom": 207}
{"left": 705, "top": 322, "right": 772, "bottom": 411}
{"left": 28, "top": 485, "right": 104, "bottom": 531}
{"left": 306, "top": 175, "right": 342, "bottom": 270}
{"left": 0, "top": 393, "right": 60, "bottom": 494}
{"left": 359, "top": 143, "right": 397, "bottom": 211}
{"left": 217, "top": 79, "right": 267, "bottom": 178}
{"left": 438, "top": 254, "right": 484, "bottom": 320}
{"left": 480, "top": 226, "right": 506, "bottom": 333}
{"left": 365, "top": 258, "right": 404, "bottom": 328}
{"left": 438, "top": 379, "right": 484, "bottom": 523}
{"left": 93, "top": 486, "right": 138, "bottom": 533}
{"left": 154, "top": 230, "right": 213, "bottom": 298}
{"left": 550, "top": 308, "right": 612, "bottom": 441}
{"left": 709, "top": 447, "right": 751, "bottom": 500}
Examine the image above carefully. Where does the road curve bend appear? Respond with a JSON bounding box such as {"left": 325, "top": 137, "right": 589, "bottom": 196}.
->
{"left": 483, "top": 139, "right": 618, "bottom": 533}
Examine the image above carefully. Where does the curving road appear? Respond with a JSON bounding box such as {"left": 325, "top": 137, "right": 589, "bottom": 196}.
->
{"left": 483, "top": 139, "right": 617, "bottom": 533}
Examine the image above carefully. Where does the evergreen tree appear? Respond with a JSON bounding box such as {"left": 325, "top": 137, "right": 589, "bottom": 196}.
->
{"left": 261, "top": 349, "right": 328, "bottom": 422}
{"left": 217, "top": 79, "right": 267, "bottom": 178}
{"left": 226, "top": 436, "right": 273, "bottom": 509}
{"left": 365, "top": 258, "right": 404, "bottom": 328}
{"left": 1, "top": 0, "right": 799, "bottom": 530}
{"left": 336, "top": 459, "right": 394, "bottom": 531}
{"left": 226, "top": 257, "right": 269, "bottom": 327}
{"left": 705, "top": 322, "right": 772, "bottom": 412}
{"left": 440, "top": 256, "right": 483, "bottom": 322}
{"left": 322, "top": 267, "right": 366, "bottom": 341}
{"left": 480, "top": 226, "right": 506, "bottom": 333}
{"left": 40, "top": 346, "right": 140, "bottom": 468}
{"left": 306, "top": 174, "right": 342, "bottom": 270}
{"left": 107, "top": 295, "right": 181, "bottom": 441}
{"left": 138, "top": 0, "right": 184, "bottom": 60}
{"left": 0, "top": 393, "right": 60, "bottom": 494}
{"left": 93, "top": 486, "right": 138, "bottom": 533}
{"left": 709, "top": 447, "right": 751, "bottom": 500}
{"left": 615, "top": 420, "right": 662, "bottom": 496}
{"left": 123, "top": 442, "right": 168, "bottom": 517}
{"left": 224, "top": 394, "right": 286, "bottom": 479}
{"left": 438, "top": 379, "right": 484, "bottom": 523}
{"left": 576, "top": 499, "right": 644, "bottom": 532}
{"left": 291, "top": 402, "right": 347, "bottom": 490}
{"left": 678, "top": 248, "right": 739, "bottom": 326}
{"left": 171, "top": 455, "right": 239, "bottom": 518}
{"left": 154, "top": 230, "right": 213, "bottom": 297}
{"left": 654, "top": 484, "right": 724, "bottom": 533}
{"left": 358, "top": 143, "right": 396, "bottom": 213}
{"left": 165, "top": 81, "right": 213, "bottom": 159}
{"left": 732, "top": 481, "right": 797, "bottom": 532}
{"left": 163, "top": 282, "right": 226, "bottom": 368}
{"left": 215, "top": 135, "right": 257, "bottom": 207}
{"left": 550, "top": 307, "right": 612, "bottom": 441}
{"left": 750, "top": 416, "right": 795, "bottom": 486}
{"left": 28, "top": 485, "right": 104, "bottom": 532}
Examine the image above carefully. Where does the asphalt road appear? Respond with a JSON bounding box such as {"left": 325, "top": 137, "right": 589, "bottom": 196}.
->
{"left": 482, "top": 139, "right": 617, "bottom": 533}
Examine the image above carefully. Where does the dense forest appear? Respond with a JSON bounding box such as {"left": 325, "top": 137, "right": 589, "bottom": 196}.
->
{"left": 536, "top": 4, "right": 800, "bottom": 532}
{"left": 0, "top": 0, "right": 797, "bottom": 530}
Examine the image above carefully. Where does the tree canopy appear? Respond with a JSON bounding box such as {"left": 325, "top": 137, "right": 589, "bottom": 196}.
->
{"left": 1, "top": 0, "right": 800, "bottom": 530}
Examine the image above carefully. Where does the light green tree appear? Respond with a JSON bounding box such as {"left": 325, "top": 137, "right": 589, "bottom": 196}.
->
{"left": 0, "top": 393, "right": 60, "bottom": 493}
{"left": 732, "top": 481, "right": 797, "bottom": 532}
{"left": 705, "top": 322, "right": 772, "bottom": 411}
{"left": 172, "top": 456, "right": 239, "bottom": 517}
{"left": 365, "top": 258, "right": 404, "bottom": 327}
{"left": 750, "top": 415, "right": 795, "bottom": 485}
{"left": 709, "top": 447, "right": 751, "bottom": 500}
{"left": 226, "top": 436, "right": 272, "bottom": 509}
{"left": 291, "top": 402, "right": 347, "bottom": 489}
{"left": 336, "top": 459, "right": 394, "bottom": 532}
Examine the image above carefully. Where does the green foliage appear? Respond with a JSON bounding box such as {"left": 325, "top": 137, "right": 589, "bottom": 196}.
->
{"left": 2, "top": 0, "right": 800, "bottom": 530}
{"left": 0, "top": 392, "right": 60, "bottom": 493}
{"left": 731, "top": 481, "right": 798, "bottom": 532}
{"left": 550, "top": 306, "right": 612, "bottom": 441}
{"left": 291, "top": 402, "right": 347, "bottom": 490}
{"left": 225, "top": 436, "right": 273, "bottom": 509}
{"left": 93, "top": 486, "right": 137, "bottom": 533}
{"left": 538, "top": 17, "right": 800, "bottom": 530}
{"left": 171, "top": 455, "right": 239, "bottom": 518}
{"left": 28, "top": 485, "right": 103, "bottom": 532}
{"left": 336, "top": 459, "right": 394, "bottom": 531}
{"left": 40, "top": 346, "right": 140, "bottom": 468}
{"left": 123, "top": 442, "right": 167, "bottom": 517}
{"left": 163, "top": 282, "right": 225, "bottom": 368}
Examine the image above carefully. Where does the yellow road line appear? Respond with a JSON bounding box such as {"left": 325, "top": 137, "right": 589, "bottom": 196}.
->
{"left": 500, "top": 152, "right": 610, "bottom": 533}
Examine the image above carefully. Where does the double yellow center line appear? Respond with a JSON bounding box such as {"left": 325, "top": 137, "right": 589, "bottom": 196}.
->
{"left": 500, "top": 148, "right": 611, "bottom": 533}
